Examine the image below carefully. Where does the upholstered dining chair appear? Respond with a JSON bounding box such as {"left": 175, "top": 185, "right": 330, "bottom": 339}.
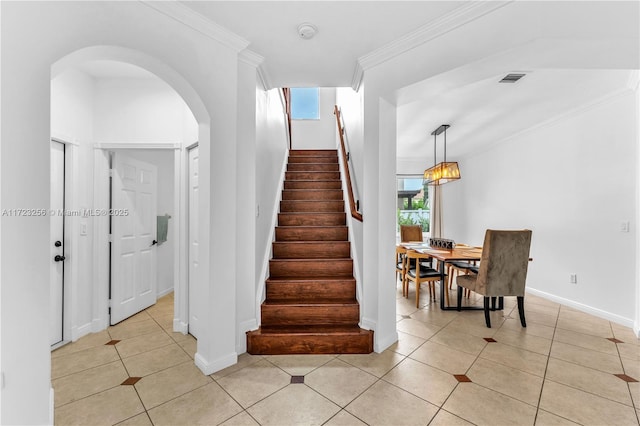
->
{"left": 456, "top": 229, "right": 532, "bottom": 328}
{"left": 404, "top": 250, "right": 448, "bottom": 307}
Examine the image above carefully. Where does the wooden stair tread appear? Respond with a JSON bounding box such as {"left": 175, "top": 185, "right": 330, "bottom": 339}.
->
{"left": 252, "top": 325, "right": 370, "bottom": 335}
{"left": 263, "top": 298, "right": 358, "bottom": 306}
{"left": 267, "top": 276, "right": 355, "bottom": 282}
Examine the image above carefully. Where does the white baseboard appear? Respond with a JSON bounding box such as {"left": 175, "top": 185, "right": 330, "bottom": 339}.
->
{"left": 50, "top": 387, "right": 55, "bottom": 425}
{"left": 91, "top": 317, "right": 108, "bottom": 333}
{"left": 526, "top": 288, "right": 634, "bottom": 328}
{"left": 157, "top": 287, "right": 174, "bottom": 299}
{"left": 374, "top": 330, "right": 398, "bottom": 354}
{"left": 194, "top": 351, "right": 238, "bottom": 375}
{"left": 173, "top": 319, "right": 188, "bottom": 334}
{"left": 236, "top": 319, "right": 258, "bottom": 354}
{"left": 71, "top": 322, "right": 93, "bottom": 342}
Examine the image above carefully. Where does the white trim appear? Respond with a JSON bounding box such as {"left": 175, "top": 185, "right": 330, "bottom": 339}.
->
{"left": 157, "top": 287, "right": 174, "bottom": 299}
{"left": 141, "top": 1, "right": 249, "bottom": 52}
{"left": 351, "top": 61, "right": 364, "bottom": 92}
{"left": 51, "top": 133, "right": 79, "bottom": 146}
{"left": 356, "top": 1, "right": 512, "bottom": 72}
{"left": 239, "top": 49, "right": 271, "bottom": 92}
{"left": 255, "top": 149, "right": 289, "bottom": 323}
{"left": 94, "top": 142, "right": 181, "bottom": 150}
{"left": 236, "top": 319, "right": 258, "bottom": 354}
{"left": 374, "top": 329, "right": 399, "bottom": 354}
{"left": 173, "top": 318, "right": 188, "bottom": 334}
{"left": 49, "top": 387, "right": 55, "bottom": 426}
{"left": 526, "top": 287, "right": 634, "bottom": 329}
{"left": 70, "top": 323, "right": 93, "bottom": 342}
{"left": 195, "top": 351, "right": 237, "bottom": 375}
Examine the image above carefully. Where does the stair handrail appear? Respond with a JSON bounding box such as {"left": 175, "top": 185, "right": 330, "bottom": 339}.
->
{"left": 334, "top": 105, "right": 363, "bottom": 222}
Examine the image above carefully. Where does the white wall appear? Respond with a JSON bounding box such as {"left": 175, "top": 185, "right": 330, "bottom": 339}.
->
{"left": 336, "top": 87, "right": 365, "bottom": 310}
{"left": 94, "top": 78, "right": 194, "bottom": 143}
{"left": 443, "top": 89, "right": 638, "bottom": 325}
{"left": 291, "top": 87, "right": 336, "bottom": 150}
{"left": 255, "top": 87, "right": 289, "bottom": 311}
{"left": 1, "top": 2, "right": 245, "bottom": 422}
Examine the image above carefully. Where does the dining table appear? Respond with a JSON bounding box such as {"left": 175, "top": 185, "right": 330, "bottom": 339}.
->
{"left": 399, "top": 242, "right": 484, "bottom": 310}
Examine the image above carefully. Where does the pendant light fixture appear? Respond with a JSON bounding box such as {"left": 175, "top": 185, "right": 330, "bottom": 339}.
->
{"left": 423, "top": 124, "right": 460, "bottom": 185}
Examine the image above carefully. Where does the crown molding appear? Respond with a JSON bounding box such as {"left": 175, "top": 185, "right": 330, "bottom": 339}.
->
{"left": 351, "top": 61, "right": 364, "bottom": 92}
{"left": 239, "top": 49, "right": 272, "bottom": 90}
{"left": 355, "top": 1, "right": 512, "bottom": 75}
{"left": 141, "top": 1, "right": 250, "bottom": 52}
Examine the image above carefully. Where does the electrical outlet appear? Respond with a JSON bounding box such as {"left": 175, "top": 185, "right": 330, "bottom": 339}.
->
{"left": 620, "top": 221, "right": 630, "bottom": 233}
{"left": 570, "top": 274, "right": 577, "bottom": 284}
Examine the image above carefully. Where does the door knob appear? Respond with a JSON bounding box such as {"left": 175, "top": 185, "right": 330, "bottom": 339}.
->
{"left": 54, "top": 241, "right": 62, "bottom": 247}
{"left": 54, "top": 255, "right": 65, "bottom": 262}
{"left": 151, "top": 240, "right": 158, "bottom": 246}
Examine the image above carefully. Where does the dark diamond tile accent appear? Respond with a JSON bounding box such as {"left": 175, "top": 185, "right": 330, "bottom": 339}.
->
{"left": 401, "top": 315, "right": 411, "bottom": 319}
{"left": 291, "top": 375, "right": 305, "bottom": 384}
{"left": 121, "top": 377, "right": 142, "bottom": 386}
{"left": 484, "top": 338, "right": 497, "bottom": 343}
{"left": 607, "top": 338, "right": 624, "bottom": 344}
{"left": 454, "top": 374, "right": 472, "bottom": 383}
{"left": 105, "top": 340, "right": 121, "bottom": 345}
{"left": 614, "top": 374, "right": 638, "bottom": 383}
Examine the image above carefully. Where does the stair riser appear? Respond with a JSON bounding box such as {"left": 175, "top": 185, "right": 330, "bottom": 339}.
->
{"left": 266, "top": 280, "right": 356, "bottom": 300}
{"left": 289, "top": 150, "right": 337, "bottom": 157}
{"left": 287, "top": 163, "right": 339, "bottom": 172}
{"left": 278, "top": 213, "right": 346, "bottom": 227}
{"left": 280, "top": 201, "right": 344, "bottom": 213}
{"left": 288, "top": 156, "right": 338, "bottom": 164}
{"left": 275, "top": 227, "right": 348, "bottom": 241}
{"left": 247, "top": 332, "right": 373, "bottom": 355}
{"left": 281, "top": 190, "right": 343, "bottom": 201}
{"left": 284, "top": 180, "right": 342, "bottom": 190}
{"left": 273, "top": 242, "right": 350, "bottom": 259}
{"left": 261, "top": 305, "right": 360, "bottom": 326}
{"left": 285, "top": 171, "right": 340, "bottom": 181}
{"left": 269, "top": 259, "right": 353, "bottom": 277}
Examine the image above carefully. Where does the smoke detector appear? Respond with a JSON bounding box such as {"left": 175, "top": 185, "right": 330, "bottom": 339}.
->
{"left": 297, "top": 23, "right": 318, "bottom": 40}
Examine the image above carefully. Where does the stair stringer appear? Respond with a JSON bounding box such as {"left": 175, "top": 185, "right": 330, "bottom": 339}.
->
{"left": 335, "top": 139, "right": 373, "bottom": 333}
{"left": 254, "top": 147, "right": 289, "bottom": 329}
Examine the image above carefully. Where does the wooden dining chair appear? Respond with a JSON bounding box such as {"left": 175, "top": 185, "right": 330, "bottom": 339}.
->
{"left": 456, "top": 230, "right": 532, "bottom": 328}
{"left": 403, "top": 250, "right": 448, "bottom": 307}
{"left": 395, "top": 245, "right": 407, "bottom": 284}
{"left": 400, "top": 225, "right": 423, "bottom": 242}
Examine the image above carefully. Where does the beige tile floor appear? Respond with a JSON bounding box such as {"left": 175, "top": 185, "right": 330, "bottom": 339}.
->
{"left": 52, "top": 285, "right": 640, "bottom": 425}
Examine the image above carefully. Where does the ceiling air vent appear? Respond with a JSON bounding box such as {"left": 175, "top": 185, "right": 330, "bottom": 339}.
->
{"left": 499, "top": 73, "right": 526, "bottom": 83}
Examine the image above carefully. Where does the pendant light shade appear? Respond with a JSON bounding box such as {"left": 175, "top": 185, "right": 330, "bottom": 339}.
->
{"left": 423, "top": 124, "right": 460, "bottom": 185}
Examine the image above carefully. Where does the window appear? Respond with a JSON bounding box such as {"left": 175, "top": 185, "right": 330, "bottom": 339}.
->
{"left": 397, "top": 176, "right": 430, "bottom": 236}
{"left": 290, "top": 87, "right": 320, "bottom": 120}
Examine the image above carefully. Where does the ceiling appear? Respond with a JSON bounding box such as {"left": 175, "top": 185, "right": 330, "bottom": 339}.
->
{"left": 181, "top": 1, "right": 464, "bottom": 88}
{"left": 71, "top": 1, "right": 638, "bottom": 166}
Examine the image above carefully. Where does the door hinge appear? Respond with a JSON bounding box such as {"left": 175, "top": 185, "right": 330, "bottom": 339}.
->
{"left": 108, "top": 234, "right": 113, "bottom": 243}
{"left": 109, "top": 169, "right": 114, "bottom": 177}
{"left": 108, "top": 299, "right": 112, "bottom": 308}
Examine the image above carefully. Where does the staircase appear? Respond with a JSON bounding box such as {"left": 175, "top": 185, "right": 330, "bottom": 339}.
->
{"left": 246, "top": 149, "right": 373, "bottom": 355}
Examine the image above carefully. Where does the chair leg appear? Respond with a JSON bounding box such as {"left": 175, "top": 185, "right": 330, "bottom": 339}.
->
{"left": 490, "top": 296, "right": 497, "bottom": 311}
{"left": 443, "top": 280, "right": 449, "bottom": 306}
{"left": 456, "top": 285, "right": 463, "bottom": 311}
{"left": 517, "top": 296, "right": 526, "bottom": 327}
{"left": 484, "top": 297, "right": 491, "bottom": 328}
{"left": 498, "top": 296, "right": 504, "bottom": 310}
{"left": 415, "top": 280, "right": 420, "bottom": 308}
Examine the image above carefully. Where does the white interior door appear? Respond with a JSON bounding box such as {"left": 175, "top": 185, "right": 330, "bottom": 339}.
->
{"left": 50, "top": 141, "right": 65, "bottom": 346}
{"left": 188, "top": 146, "right": 200, "bottom": 338}
{"left": 111, "top": 153, "right": 158, "bottom": 324}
